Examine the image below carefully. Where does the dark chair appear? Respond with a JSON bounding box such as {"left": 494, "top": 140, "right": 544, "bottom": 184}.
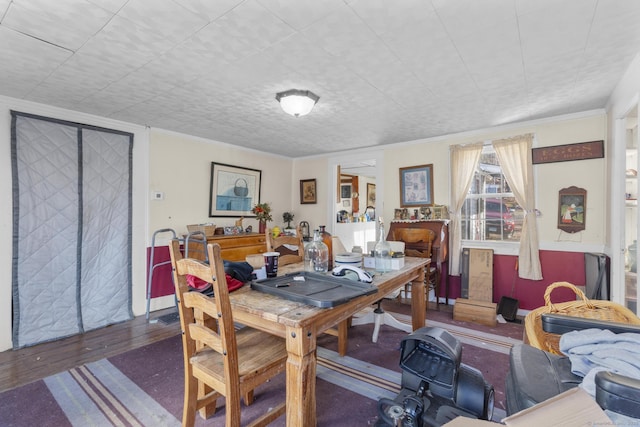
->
{"left": 389, "top": 228, "right": 439, "bottom": 310}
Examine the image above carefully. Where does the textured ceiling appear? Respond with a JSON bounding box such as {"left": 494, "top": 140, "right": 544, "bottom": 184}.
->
{"left": 1, "top": 0, "right": 639, "bottom": 158}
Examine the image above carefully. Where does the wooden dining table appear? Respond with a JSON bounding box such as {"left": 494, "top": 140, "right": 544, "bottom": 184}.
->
{"left": 228, "top": 257, "right": 429, "bottom": 426}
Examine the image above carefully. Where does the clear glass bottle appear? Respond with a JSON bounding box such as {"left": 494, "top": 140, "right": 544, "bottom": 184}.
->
{"left": 304, "top": 229, "right": 329, "bottom": 273}
{"left": 319, "top": 225, "right": 333, "bottom": 269}
{"left": 374, "top": 220, "right": 392, "bottom": 273}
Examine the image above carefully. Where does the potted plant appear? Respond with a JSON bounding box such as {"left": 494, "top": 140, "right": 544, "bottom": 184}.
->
{"left": 252, "top": 202, "right": 272, "bottom": 233}
{"left": 283, "top": 211, "right": 294, "bottom": 229}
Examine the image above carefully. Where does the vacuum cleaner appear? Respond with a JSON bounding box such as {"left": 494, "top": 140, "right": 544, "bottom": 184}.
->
{"left": 376, "top": 327, "right": 494, "bottom": 427}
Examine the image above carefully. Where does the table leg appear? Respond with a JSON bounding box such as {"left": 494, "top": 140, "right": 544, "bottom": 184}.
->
{"left": 337, "top": 319, "right": 349, "bottom": 356}
{"left": 411, "top": 262, "right": 427, "bottom": 330}
{"left": 285, "top": 325, "right": 317, "bottom": 426}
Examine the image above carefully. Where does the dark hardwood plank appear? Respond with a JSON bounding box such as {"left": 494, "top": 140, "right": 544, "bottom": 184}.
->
{"left": 0, "top": 308, "right": 180, "bottom": 393}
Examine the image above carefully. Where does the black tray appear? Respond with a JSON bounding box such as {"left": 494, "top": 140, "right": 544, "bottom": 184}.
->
{"left": 250, "top": 271, "right": 378, "bottom": 308}
{"left": 541, "top": 313, "right": 640, "bottom": 335}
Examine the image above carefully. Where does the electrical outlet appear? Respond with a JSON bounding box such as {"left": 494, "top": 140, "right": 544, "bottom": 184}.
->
{"left": 152, "top": 191, "right": 164, "bottom": 200}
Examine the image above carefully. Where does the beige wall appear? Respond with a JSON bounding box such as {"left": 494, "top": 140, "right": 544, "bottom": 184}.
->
{"left": 379, "top": 112, "right": 607, "bottom": 246}
{"left": 291, "top": 156, "right": 329, "bottom": 231}
{"left": 145, "top": 130, "right": 296, "bottom": 312}
{"left": 289, "top": 112, "right": 608, "bottom": 255}
{"left": 148, "top": 129, "right": 294, "bottom": 236}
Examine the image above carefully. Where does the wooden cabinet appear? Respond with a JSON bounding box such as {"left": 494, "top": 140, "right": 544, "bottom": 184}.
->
{"left": 206, "top": 233, "right": 267, "bottom": 262}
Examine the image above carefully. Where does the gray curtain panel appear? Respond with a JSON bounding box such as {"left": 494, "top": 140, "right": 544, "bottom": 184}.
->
{"left": 11, "top": 112, "right": 133, "bottom": 348}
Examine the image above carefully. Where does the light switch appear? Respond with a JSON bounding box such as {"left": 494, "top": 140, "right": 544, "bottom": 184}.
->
{"left": 152, "top": 191, "right": 164, "bottom": 200}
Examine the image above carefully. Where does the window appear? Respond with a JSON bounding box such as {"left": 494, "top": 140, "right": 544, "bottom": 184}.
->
{"left": 460, "top": 145, "right": 523, "bottom": 241}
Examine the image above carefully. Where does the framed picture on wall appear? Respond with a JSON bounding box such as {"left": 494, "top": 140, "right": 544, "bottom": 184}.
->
{"left": 209, "top": 162, "right": 261, "bottom": 217}
{"left": 557, "top": 186, "right": 586, "bottom": 233}
{"left": 367, "top": 183, "right": 376, "bottom": 207}
{"left": 300, "top": 179, "right": 317, "bottom": 204}
{"left": 399, "top": 164, "right": 434, "bottom": 207}
{"left": 341, "top": 184, "right": 352, "bottom": 199}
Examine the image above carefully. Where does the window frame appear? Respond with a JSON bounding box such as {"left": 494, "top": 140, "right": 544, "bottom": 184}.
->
{"left": 459, "top": 144, "right": 522, "bottom": 252}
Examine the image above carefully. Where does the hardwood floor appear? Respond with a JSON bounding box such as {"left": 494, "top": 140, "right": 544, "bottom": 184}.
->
{"left": 0, "top": 308, "right": 180, "bottom": 393}
{"left": 0, "top": 302, "right": 460, "bottom": 394}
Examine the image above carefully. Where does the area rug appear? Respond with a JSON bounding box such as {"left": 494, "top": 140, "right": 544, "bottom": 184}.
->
{"left": 0, "top": 308, "right": 521, "bottom": 426}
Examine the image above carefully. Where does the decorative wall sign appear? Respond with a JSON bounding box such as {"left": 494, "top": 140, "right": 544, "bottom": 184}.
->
{"left": 532, "top": 140, "right": 604, "bottom": 165}
{"left": 557, "top": 186, "right": 586, "bottom": 233}
{"left": 399, "top": 164, "right": 434, "bottom": 207}
{"left": 210, "top": 162, "right": 261, "bottom": 217}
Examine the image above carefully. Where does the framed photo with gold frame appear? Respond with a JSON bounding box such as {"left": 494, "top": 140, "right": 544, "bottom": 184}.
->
{"left": 300, "top": 179, "right": 317, "bottom": 204}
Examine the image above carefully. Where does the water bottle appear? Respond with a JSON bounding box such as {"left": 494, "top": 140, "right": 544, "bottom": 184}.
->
{"left": 304, "top": 229, "right": 329, "bottom": 272}
{"left": 374, "top": 220, "right": 392, "bottom": 273}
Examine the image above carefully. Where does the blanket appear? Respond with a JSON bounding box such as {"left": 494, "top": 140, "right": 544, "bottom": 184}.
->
{"left": 560, "top": 328, "right": 640, "bottom": 424}
{"left": 560, "top": 328, "right": 640, "bottom": 394}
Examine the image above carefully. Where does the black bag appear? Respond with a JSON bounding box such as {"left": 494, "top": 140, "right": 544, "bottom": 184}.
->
{"left": 223, "top": 260, "right": 254, "bottom": 283}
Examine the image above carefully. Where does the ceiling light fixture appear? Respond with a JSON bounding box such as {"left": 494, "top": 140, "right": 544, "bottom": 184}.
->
{"left": 275, "top": 89, "right": 319, "bottom": 117}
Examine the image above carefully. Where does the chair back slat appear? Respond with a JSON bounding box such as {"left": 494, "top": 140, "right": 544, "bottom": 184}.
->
{"left": 175, "top": 257, "right": 214, "bottom": 284}
{"left": 169, "top": 240, "right": 240, "bottom": 380}
{"left": 266, "top": 226, "right": 304, "bottom": 265}
{"left": 188, "top": 323, "right": 224, "bottom": 354}
{"left": 391, "top": 228, "right": 435, "bottom": 259}
{"left": 182, "top": 290, "right": 219, "bottom": 318}
{"left": 392, "top": 228, "right": 435, "bottom": 245}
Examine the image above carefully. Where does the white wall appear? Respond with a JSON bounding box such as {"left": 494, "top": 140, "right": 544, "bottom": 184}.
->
{"left": 0, "top": 96, "right": 148, "bottom": 351}
{"left": 605, "top": 53, "right": 640, "bottom": 304}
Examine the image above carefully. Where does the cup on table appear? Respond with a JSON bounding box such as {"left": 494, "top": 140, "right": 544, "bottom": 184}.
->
{"left": 264, "top": 252, "right": 280, "bottom": 278}
{"left": 246, "top": 253, "right": 267, "bottom": 280}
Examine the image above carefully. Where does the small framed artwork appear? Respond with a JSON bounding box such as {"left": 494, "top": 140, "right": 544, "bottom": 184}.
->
{"left": 399, "top": 164, "right": 434, "bottom": 207}
{"left": 343, "top": 199, "right": 351, "bottom": 207}
{"left": 209, "top": 162, "right": 261, "bottom": 217}
{"left": 300, "top": 179, "right": 317, "bottom": 204}
{"left": 367, "top": 183, "right": 376, "bottom": 207}
{"left": 341, "top": 184, "right": 352, "bottom": 199}
{"left": 558, "top": 186, "right": 586, "bottom": 233}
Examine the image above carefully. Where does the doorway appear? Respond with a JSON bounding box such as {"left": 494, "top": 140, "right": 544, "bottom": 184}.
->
{"left": 328, "top": 151, "right": 383, "bottom": 253}
{"left": 613, "top": 100, "right": 639, "bottom": 315}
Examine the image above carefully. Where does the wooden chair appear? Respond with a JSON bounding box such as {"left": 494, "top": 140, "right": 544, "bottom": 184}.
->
{"left": 265, "top": 227, "right": 351, "bottom": 356}
{"left": 265, "top": 226, "right": 304, "bottom": 265}
{"left": 169, "top": 239, "right": 287, "bottom": 427}
{"left": 390, "top": 228, "right": 440, "bottom": 310}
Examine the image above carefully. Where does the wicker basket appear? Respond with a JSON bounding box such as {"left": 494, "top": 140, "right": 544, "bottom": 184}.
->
{"left": 524, "top": 281, "right": 640, "bottom": 355}
{"left": 186, "top": 223, "right": 216, "bottom": 238}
